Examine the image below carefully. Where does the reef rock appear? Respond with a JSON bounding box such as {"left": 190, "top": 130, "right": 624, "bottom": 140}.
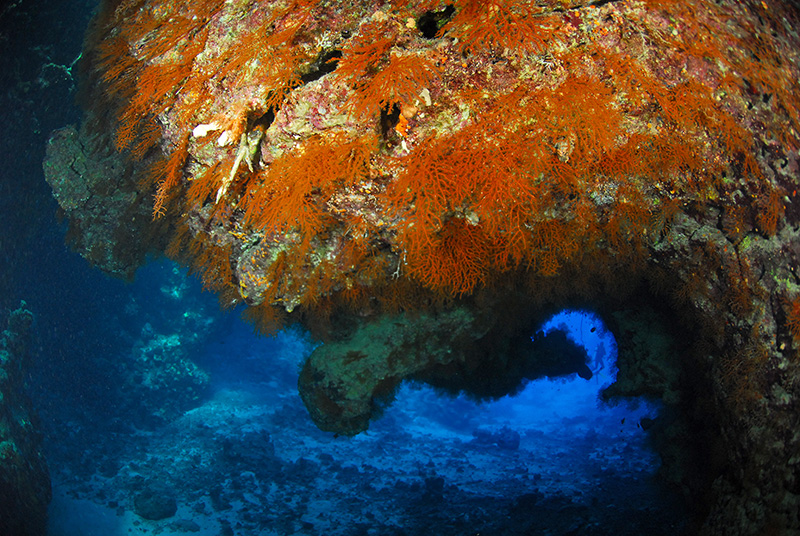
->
{"left": 119, "top": 329, "right": 211, "bottom": 426}
{"left": 44, "top": 0, "right": 800, "bottom": 533}
{"left": 0, "top": 303, "right": 51, "bottom": 536}
{"left": 133, "top": 483, "right": 178, "bottom": 520}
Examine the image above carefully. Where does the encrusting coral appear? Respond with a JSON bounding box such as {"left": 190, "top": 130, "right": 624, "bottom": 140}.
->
{"left": 43, "top": 0, "right": 800, "bottom": 534}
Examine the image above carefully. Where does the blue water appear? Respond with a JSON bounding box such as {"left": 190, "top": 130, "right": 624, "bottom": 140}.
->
{"left": 12, "top": 258, "right": 680, "bottom": 536}
{"left": 34, "top": 260, "right": 677, "bottom": 535}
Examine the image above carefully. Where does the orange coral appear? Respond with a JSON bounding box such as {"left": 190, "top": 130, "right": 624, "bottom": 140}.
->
{"left": 400, "top": 217, "right": 493, "bottom": 296}
{"left": 151, "top": 136, "right": 190, "bottom": 218}
{"left": 346, "top": 51, "right": 439, "bottom": 118}
{"left": 756, "top": 188, "right": 785, "bottom": 237}
{"left": 441, "top": 0, "right": 561, "bottom": 54}
{"left": 73, "top": 0, "right": 800, "bottom": 329}
{"left": 242, "top": 132, "right": 375, "bottom": 238}
{"left": 335, "top": 20, "right": 439, "bottom": 118}
{"left": 785, "top": 296, "right": 800, "bottom": 345}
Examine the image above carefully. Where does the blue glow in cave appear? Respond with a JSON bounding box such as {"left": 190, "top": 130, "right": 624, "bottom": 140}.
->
{"left": 39, "top": 260, "right": 684, "bottom": 535}
{"left": 382, "top": 309, "right": 662, "bottom": 442}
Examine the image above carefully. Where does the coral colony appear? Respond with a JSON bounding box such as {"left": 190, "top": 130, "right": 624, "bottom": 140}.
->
{"left": 59, "top": 0, "right": 796, "bottom": 320}
{"left": 43, "top": 0, "right": 800, "bottom": 533}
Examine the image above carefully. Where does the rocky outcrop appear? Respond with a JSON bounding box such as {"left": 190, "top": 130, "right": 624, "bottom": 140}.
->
{"left": 43, "top": 125, "right": 169, "bottom": 279}
{"left": 0, "top": 303, "right": 51, "bottom": 536}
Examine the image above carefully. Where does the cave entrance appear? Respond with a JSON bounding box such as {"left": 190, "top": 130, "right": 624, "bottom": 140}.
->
{"left": 372, "top": 308, "right": 688, "bottom": 534}
{"left": 382, "top": 309, "right": 661, "bottom": 434}
{"left": 484, "top": 309, "right": 655, "bottom": 428}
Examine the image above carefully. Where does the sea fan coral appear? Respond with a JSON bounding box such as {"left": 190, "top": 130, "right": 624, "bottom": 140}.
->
{"left": 64, "top": 0, "right": 800, "bottom": 321}
{"left": 785, "top": 295, "right": 800, "bottom": 345}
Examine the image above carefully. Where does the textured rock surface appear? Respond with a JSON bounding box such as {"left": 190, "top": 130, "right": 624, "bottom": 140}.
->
{"left": 43, "top": 125, "right": 168, "bottom": 279}
{"left": 120, "top": 329, "right": 211, "bottom": 425}
{"left": 43, "top": 0, "right": 800, "bottom": 533}
{"left": 298, "top": 308, "right": 485, "bottom": 435}
{"left": 0, "top": 303, "right": 51, "bottom": 536}
{"left": 133, "top": 483, "right": 178, "bottom": 520}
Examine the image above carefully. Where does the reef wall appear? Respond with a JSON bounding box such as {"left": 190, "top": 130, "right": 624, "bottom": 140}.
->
{"left": 0, "top": 303, "right": 51, "bottom": 536}
{"left": 43, "top": 0, "right": 800, "bottom": 533}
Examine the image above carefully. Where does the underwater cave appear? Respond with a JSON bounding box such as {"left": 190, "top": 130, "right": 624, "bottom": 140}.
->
{"left": 373, "top": 308, "right": 690, "bottom": 533}
{"left": 3, "top": 0, "right": 800, "bottom": 535}
{"left": 291, "top": 274, "right": 727, "bottom": 534}
{"left": 34, "top": 278, "right": 697, "bottom": 536}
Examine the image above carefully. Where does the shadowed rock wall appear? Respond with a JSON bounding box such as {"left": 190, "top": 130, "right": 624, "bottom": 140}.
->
{"left": 0, "top": 304, "right": 51, "bottom": 536}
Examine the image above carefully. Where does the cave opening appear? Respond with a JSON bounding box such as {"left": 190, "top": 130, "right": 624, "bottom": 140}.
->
{"left": 381, "top": 308, "right": 645, "bottom": 432}
{"left": 366, "top": 308, "right": 688, "bottom": 533}
{"left": 31, "top": 257, "right": 700, "bottom": 535}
